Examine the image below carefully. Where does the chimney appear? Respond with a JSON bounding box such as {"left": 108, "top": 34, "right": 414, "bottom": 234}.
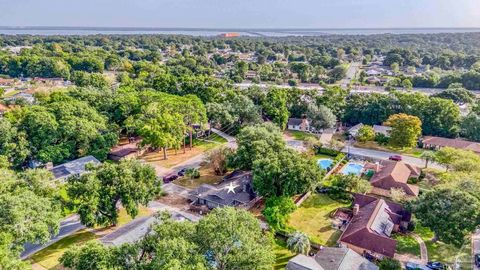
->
{"left": 353, "top": 204, "right": 360, "bottom": 216}
{"left": 375, "top": 162, "right": 380, "bottom": 172}
{"left": 45, "top": 162, "right": 54, "bottom": 170}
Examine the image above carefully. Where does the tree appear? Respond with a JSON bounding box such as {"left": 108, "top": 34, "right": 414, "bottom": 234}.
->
{"left": 390, "top": 188, "right": 406, "bottom": 203}
{"left": 433, "top": 86, "right": 475, "bottom": 105}
{"left": 328, "top": 65, "right": 347, "bottom": 83}
{"left": 421, "top": 97, "right": 460, "bottom": 138}
{"left": 0, "top": 232, "right": 30, "bottom": 270}
{"left": 262, "top": 88, "right": 289, "bottom": 129}
{"left": 357, "top": 125, "right": 375, "bottom": 142}
{"left": 252, "top": 149, "right": 323, "bottom": 198}
{"left": 410, "top": 188, "right": 480, "bottom": 247}
{"left": 67, "top": 160, "right": 161, "bottom": 227}
{"left": 329, "top": 174, "right": 371, "bottom": 195}
{"left": 420, "top": 151, "right": 436, "bottom": 168}
{"left": 262, "top": 196, "right": 296, "bottom": 231}
{"left": 402, "top": 79, "right": 413, "bottom": 89}
{"left": 461, "top": 112, "right": 480, "bottom": 142}
{"left": 230, "top": 123, "right": 285, "bottom": 170}
{"left": 316, "top": 86, "right": 349, "bottom": 118}
{"left": 205, "top": 146, "right": 233, "bottom": 175}
{"left": 384, "top": 113, "right": 422, "bottom": 148}
{"left": 378, "top": 257, "right": 402, "bottom": 270}
{"left": 306, "top": 104, "right": 336, "bottom": 131}
{"left": 287, "top": 231, "right": 310, "bottom": 255}
{"left": 434, "top": 147, "right": 480, "bottom": 172}
{"left": 60, "top": 241, "right": 113, "bottom": 270}
{"left": 195, "top": 207, "right": 275, "bottom": 270}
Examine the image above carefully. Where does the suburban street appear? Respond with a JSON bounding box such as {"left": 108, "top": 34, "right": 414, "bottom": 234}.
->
{"left": 21, "top": 215, "right": 85, "bottom": 259}
{"left": 340, "top": 61, "right": 361, "bottom": 87}
{"left": 343, "top": 145, "right": 442, "bottom": 170}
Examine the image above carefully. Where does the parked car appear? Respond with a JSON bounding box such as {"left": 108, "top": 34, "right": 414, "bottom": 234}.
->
{"left": 163, "top": 173, "right": 178, "bottom": 183}
{"left": 406, "top": 262, "right": 430, "bottom": 270}
{"left": 389, "top": 155, "right": 402, "bottom": 161}
{"left": 177, "top": 168, "right": 188, "bottom": 176}
{"left": 426, "top": 261, "right": 448, "bottom": 270}
{"left": 475, "top": 253, "right": 480, "bottom": 267}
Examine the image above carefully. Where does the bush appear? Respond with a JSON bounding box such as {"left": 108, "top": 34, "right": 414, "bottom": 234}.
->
{"left": 262, "top": 196, "right": 297, "bottom": 231}
{"left": 185, "top": 168, "right": 200, "bottom": 179}
{"left": 316, "top": 147, "right": 339, "bottom": 157}
{"left": 378, "top": 257, "right": 401, "bottom": 270}
{"left": 374, "top": 133, "right": 389, "bottom": 145}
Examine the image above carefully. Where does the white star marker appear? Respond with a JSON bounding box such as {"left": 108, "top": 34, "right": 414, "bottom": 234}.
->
{"left": 225, "top": 182, "right": 238, "bottom": 194}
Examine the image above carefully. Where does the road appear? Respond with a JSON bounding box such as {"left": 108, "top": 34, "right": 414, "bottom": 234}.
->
{"left": 343, "top": 145, "right": 443, "bottom": 170}
{"left": 21, "top": 215, "right": 85, "bottom": 259}
{"left": 341, "top": 62, "right": 361, "bottom": 87}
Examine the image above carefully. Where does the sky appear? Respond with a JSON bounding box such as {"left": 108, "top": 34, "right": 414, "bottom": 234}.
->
{"left": 0, "top": 0, "right": 479, "bottom": 29}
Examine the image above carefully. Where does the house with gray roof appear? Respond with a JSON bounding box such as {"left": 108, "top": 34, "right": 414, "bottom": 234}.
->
{"left": 48, "top": 155, "right": 100, "bottom": 182}
{"left": 189, "top": 171, "right": 257, "bottom": 209}
{"left": 286, "top": 247, "right": 378, "bottom": 270}
{"left": 4, "top": 92, "right": 35, "bottom": 104}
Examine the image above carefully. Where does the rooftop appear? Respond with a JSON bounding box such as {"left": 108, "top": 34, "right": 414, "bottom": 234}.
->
{"left": 49, "top": 155, "right": 100, "bottom": 180}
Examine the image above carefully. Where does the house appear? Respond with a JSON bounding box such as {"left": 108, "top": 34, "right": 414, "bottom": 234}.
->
{"left": 347, "top": 123, "right": 364, "bottom": 137}
{"left": 421, "top": 136, "right": 480, "bottom": 154}
{"left": 4, "top": 92, "right": 35, "bottom": 104}
{"left": 288, "top": 118, "right": 310, "bottom": 132}
{"left": 0, "top": 78, "right": 15, "bottom": 86}
{"left": 108, "top": 138, "right": 144, "bottom": 161}
{"left": 286, "top": 247, "right": 378, "bottom": 270}
{"left": 100, "top": 210, "right": 196, "bottom": 246}
{"left": 367, "top": 160, "right": 420, "bottom": 197}
{"left": 48, "top": 156, "right": 100, "bottom": 182}
{"left": 339, "top": 193, "right": 411, "bottom": 258}
{"left": 366, "top": 69, "right": 382, "bottom": 76}
{"left": 245, "top": 70, "right": 258, "bottom": 79}
{"left": 189, "top": 171, "right": 257, "bottom": 209}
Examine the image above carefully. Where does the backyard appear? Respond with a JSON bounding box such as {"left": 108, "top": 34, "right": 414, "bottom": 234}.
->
{"left": 414, "top": 224, "right": 472, "bottom": 269}
{"left": 392, "top": 233, "right": 421, "bottom": 257}
{"left": 175, "top": 166, "right": 224, "bottom": 189}
{"left": 141, "top": 136, "right": 227, "bottom": 168}
{"left": 284, "top": 130, "right": 316, "bottom": 141}
{"left": 287, "top": 194, "right": 350, "bottom": 246}
{"left": 273, "top": 238, "right": 296, "bottom": 270}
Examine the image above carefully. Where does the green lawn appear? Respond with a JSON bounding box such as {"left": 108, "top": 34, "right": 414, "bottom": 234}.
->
{"left": 175, "top": 166, "right": 224, "bottom": 188}
{"left": 273, "top": 238, "right": 296, "bottom": 270}
{"left": 285, "top": 130, "right": 316, "bottom": 141}
{"left": 392, "top": 233, "right": 420, "bottom": 256}
{"left": 29, "top": 230, "right": 97, "bottom": 269}
{"left": 288, "top": 194, "right": 349, "bottom": 246}
{"left": 415, "top": 224, "right": 472, "bottom": 269}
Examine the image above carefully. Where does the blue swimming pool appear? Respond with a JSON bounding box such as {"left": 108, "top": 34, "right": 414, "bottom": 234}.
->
{"left": 317, "top": 159, "right": 334, "bottom": 170}
{"left": 341, "top": 163, "right": 364, "bottom": 175}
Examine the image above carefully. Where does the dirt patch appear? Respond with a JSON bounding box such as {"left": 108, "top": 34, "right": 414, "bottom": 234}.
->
{"left": 157, "top": 193, "right": 191, "bottom": 210}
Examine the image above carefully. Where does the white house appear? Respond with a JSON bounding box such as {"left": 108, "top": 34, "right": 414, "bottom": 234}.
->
{"left": 287, "top": 118, "right": 310, "bottom": 131}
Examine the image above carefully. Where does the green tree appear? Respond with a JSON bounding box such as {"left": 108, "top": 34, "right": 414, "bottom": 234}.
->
{"left": 384, "top": 113, "right": 422, "bottom": 148}
{"left": 252, "top": 148, "right": 322, "bottom": 197}
{"left": 307, "top": 104, "right": 336, "bottom": 131}
{"left": 195, "top": 207, "right": 275, "bottom": 270}
{"left": 378, "top": 257, "right": 402, "bottom": 270}
{"left": 67, "top": 160, "right": 161, "bottom": 227}
{"left": 433, "top": 86, "right": 475, "bottom": 105}
{"left": 262, "top": 196, "right": 297, "bottom": 231}
{"left": 60, "top": 241, "right": 113, "bottom": 270}
{"left": 420, "top": 151, "right": 436, "bottom": 168}
{"left": 409, "top": 188, "right": 480, "bottom": 247}
{"left": 262, "top": 88, "right": 289, "bottom": 129}
{"left": 421, "top": 97, "right": 460, "bottom": 138}
{"left": 286, "top": 231, "right": 310, "bottom": 255}
{"left": 461, "top": 112, "right": 480, "bottom": 142}
{"left": 357, "top": 125, "right": 375, "bottom": 142}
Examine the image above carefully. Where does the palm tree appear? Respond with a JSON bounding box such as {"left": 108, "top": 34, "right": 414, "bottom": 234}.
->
{"left": 420, "top": 151, "right": 436, "bottom": 168}
{"left": 287, "top": 231, "right": 310, "bottom": 255}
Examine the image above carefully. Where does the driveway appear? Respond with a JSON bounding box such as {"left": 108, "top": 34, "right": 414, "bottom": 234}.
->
{"left": 21, "top": 215, "right": 85, "bottom": 259}
{"left": 343, "top": 145, "right": 443, "bottom": 169}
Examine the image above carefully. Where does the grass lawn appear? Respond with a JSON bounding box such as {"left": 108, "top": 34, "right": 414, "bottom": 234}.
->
{"left": 273, "top": 238, "right": 296, "bottom": 270}
{"left": 415, "top": 224, "right": 471, "bottom": 269}
{"left": 29, "top": 230, "right": 97, "bottom": 269}
{"left": 142, "top": 137, "right": 226, "bottom": 168}
{"left": 392, "top": 233, "right": 420, "bottom": 257}
{"left": 116, "top": 206, "right": 152, "bottom": 227}
{"left": 288, "top": 194, "right": 349, "bottom": 246}
{"left": 315, "top": 153, "right": 336, "bottom": 160}
{"left": 284, "top": 130, "right": 316, "bottom": 141}
{"left": 175, "top": 166, "right": 224, "bottom": 189}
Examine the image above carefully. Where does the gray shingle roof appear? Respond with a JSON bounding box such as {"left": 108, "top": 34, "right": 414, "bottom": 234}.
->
{"left": 49, "top": 155, "right": 100, "bottom": 180}
{"left": 287, "top": 247, "right": 378, "bottom": 270}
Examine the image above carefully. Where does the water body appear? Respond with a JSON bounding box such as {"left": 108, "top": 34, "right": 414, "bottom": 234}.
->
{"left": 0, "top": 27, "right": 479, "bottom": 36}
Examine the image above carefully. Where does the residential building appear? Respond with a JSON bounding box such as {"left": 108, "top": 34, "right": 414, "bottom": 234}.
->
{"left": 339, "top": 193, "right": 411, "bottom": 258}
{"left": 286, "top": 247, "right": 378, "bottom": 270}
{"left": 48, "top": 155, "right": 100, "bottom": 182}
{"left": 348, "top": 123, "right": 391, "bottom": 138}
{"left": 421, "top": 136, "right": 480, "bottom": 154}
{"left": 108, "top": 138, "right": 144, "bottom": 161}
{"left": 4, "top": 92, "right": 35, "bottom": 104}
{"left": 288, "top": 118, "right": 310, "bottom": 132}
{"left": 367, "top": 160, "right": 420, "bottom": 197}
{"left": 189, "top": 171, "right": 257, "bottom": 209}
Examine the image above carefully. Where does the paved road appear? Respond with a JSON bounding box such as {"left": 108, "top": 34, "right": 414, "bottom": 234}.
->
{"left": 21, "top": 215, "right": 85, "bottom": 259}
{"left": 343, "top": 145, "right": 443, "bottom": 170}
{"left": 341, "top": 62, "right": 361, "bottom": 87}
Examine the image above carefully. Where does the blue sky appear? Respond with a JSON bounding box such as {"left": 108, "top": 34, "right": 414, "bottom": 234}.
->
{"left": 0, "top": 0, "right": 479, "bottom": 28}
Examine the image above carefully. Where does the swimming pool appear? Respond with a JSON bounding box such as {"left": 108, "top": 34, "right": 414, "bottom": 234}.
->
{"left": 341, "top": 163, "right": 364, "bottom": 176}
{"left": 317, "top": 159, "right": 334, "bottom": 170}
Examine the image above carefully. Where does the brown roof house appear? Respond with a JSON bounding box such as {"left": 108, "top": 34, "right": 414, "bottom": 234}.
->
{"left": 339, "top": 194, "right": 411, "bottom": 258}
{"left": 421, "top": 136, "right": 480, "bottom": 154}
{"left": 367, "top": 160, "right": 420, "bottom": 197}
{"left": 286, "top": 247, "right": 378, "bottom": 270}
{"left": 108, "top": 138, "right": 144, "bottom": 161}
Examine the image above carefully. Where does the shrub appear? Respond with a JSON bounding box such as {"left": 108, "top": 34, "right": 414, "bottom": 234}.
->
{"left": 185, "top": 168, "right": 200, "bottom": 179}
